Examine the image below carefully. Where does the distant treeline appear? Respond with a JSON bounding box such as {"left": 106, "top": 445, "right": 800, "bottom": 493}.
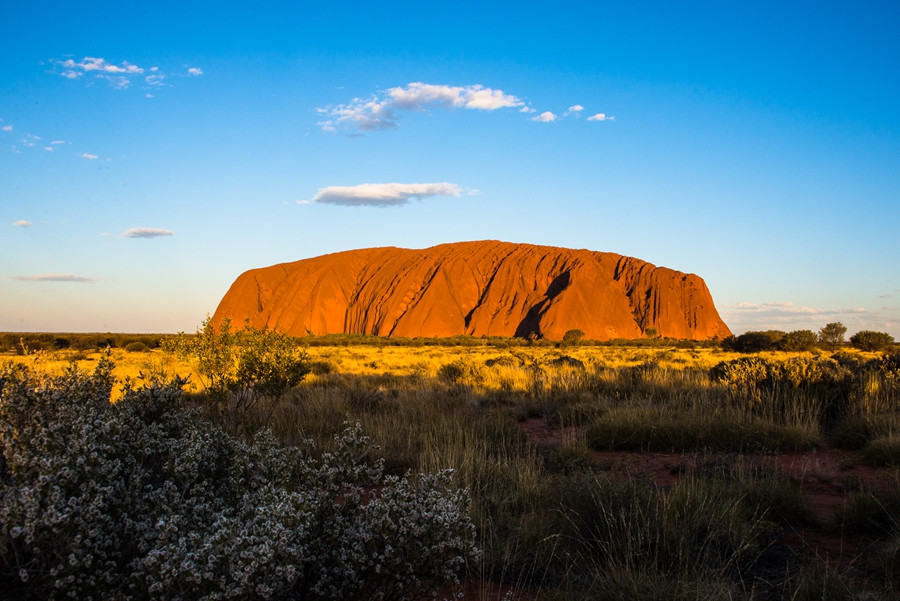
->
{"left": 1, "top": 331, "right": 718, "bottom": 354}
{"left": 0, "top": 333, "right": 166, "bottom": 354}
{"left": 5, "top": 328, "right": 894, "bottom": 355}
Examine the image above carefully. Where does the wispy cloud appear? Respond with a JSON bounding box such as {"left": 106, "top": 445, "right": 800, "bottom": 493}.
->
{"left": 14, "top": 274, "right": 98, "bottom": 283}
{"left": 121, "top": 227, "right": 174, "bottom": 238}
{"left": 1, "top": 124, "right": 12, "bottom": 132}
{"left": 303, "top": 182, "right": 464, "bottom": 207}
{"left": 51, "top": 56, "right": 202, "bottom": 92}
{"left": 532, "top": 111, "right": 559, "bottom": 123}
{"left": 81, "top": 152, "right": 99, "bottom": 160}
{"left": 318, "top": 83, "right": 524, "bottom": 133}
{"left": 587, "top": 112, "right": 614, "bottom": 121}
{"left": 12, "top": 220, "right": 33, "bottom": 227}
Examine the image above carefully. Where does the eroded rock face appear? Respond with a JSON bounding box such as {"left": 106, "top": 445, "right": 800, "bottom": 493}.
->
{"left": 212, "top": 241, "right": 732, "bottom": 340}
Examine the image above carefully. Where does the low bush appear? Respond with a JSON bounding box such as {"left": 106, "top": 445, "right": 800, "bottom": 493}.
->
{"left": 863, "top": 435, "right": 900, "bottom": 467}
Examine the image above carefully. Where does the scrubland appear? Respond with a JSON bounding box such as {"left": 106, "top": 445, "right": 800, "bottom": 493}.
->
{"left": 3, "top": 337, "right": 900, "bottom": 600}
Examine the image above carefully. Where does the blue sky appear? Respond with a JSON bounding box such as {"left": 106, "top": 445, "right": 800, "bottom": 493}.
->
{"left": 2, "top": 1, "right": 899, "bottom": 337}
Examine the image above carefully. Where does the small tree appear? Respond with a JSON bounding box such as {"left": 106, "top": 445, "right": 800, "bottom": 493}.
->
{"left": 818, "top": 322, "right": 847, "bottom": 352}
{"left": 561, "top": 329, "right": 585, "bottom": 346}
{"left": 850, "top": 330, "right": 896, "bottom": 352}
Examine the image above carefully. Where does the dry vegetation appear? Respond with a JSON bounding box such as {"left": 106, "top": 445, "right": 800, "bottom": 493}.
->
{"left": 3, "top": 335, "right": 900, "bottom": 600}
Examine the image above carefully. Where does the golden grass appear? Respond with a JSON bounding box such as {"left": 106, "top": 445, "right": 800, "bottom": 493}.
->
{"left": 1, "top": 342, "right": 876, "bottom": 402}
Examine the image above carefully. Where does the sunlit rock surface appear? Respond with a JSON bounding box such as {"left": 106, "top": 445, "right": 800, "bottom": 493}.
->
{"left": 213, "top": 241, "right": 732, "bottom": 340}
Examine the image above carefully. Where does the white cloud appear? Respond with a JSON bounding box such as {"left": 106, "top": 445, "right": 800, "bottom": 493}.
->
{"left": 587, "top": 112, "right": 615, "bottom": 121}
{"left": 1, "top": 125, "right": 12, "bottom": 132}
{"left": 565, "top": 105, "right": 584, "bottom": 116}
{"left": 81, "top": 152, "right": 99, "bottom": 160}
{"left": 318, "top": 82, "right": 524, "bottom": 132}
{"left": 532, "top": 111, "right": 558, "bottom": 122}
{"left": 14, "top": 274, "right": 97, "bottom": 283}
{"left": 57, "top": 57, "right": 144, "bottom": 83}
{"left": 53, "top": 57, "right": 202, "bottom": 93}
{"left": 121, "top": 227, "right": 174, "bottom": 238}
{"left": 306, "top": 182, "right": 463, "bottom": 207}
{"left": 13, "top": 220, "right": 32, "bottom": 227}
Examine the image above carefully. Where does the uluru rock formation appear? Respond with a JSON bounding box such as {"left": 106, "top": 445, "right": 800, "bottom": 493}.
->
{"left": 212, "top": 241, "right": 732, "bottom": 341}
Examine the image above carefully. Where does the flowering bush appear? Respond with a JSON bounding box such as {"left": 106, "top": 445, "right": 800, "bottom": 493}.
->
{"left": 0, "top": 361, "right": 476, "bottom": 600}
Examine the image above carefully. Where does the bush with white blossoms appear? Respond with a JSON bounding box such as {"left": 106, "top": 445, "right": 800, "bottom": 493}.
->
{"left": 0, "top": 360, "right": 477, "bottom": 600}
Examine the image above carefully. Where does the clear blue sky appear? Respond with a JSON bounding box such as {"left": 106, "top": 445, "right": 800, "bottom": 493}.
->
{"left": 2, "top": 1, "right": 899, "bottom": 337}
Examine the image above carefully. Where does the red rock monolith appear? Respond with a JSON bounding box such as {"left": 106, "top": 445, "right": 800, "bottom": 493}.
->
{"left": 212, "top": 241, "right": 731, "bottom": 340}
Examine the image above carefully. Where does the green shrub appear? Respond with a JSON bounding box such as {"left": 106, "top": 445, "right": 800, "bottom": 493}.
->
{"left": 437, "top": 359, "right": 484, "bottom": 387}
{"left": 778, "top": 330, "right": 818, "bottom": 352}
{"left": 124, "top": 341, "right": 149, "bottom": 352}
{"left": 728, "top": 330, "right": 785, "bottom": 352}
{"left": 165, "top": 317, "right": 310, "bottom": 422}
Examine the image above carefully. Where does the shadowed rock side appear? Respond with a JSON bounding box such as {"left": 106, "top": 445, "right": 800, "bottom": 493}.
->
{"left": 213, "top": 241, "right": 732, "bottom": 341}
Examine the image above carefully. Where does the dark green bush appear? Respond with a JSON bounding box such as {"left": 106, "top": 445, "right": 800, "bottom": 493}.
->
{"left": 850, "top": 330, "right": 896, "bottom": 352}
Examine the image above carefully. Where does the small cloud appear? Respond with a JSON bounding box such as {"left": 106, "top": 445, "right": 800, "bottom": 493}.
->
{"left": 51, "top": 140, "right": 65, "bottom": 145}
{"left": 54, "top": 57, "right": 144, "bottom": 87}
{"left": 121, "top": 227, "right": 174, "bottom": 238}
{"left": 53, "top": 56, "right": 202, "bottom": 93}
{"left": 532, "top": 111, "right": 558, "bottom": 123}
{"left": 305, "top": 182, "right": 462, "bottom": 207}
{"left": 880, "top": 294, "right": 892, "bottom": 299}
{"left": 14, "top": 274, "right": 97, "bottom": 283}
{"left": 81, "top": 152, "right": 99, "bottom": 160}
{"left": 1, "top": 125, "right": 12, "bottom": 132}
{"left": 318, "top": 82, "right": 524, "bottom": 133}
{"left": 565, "top": 105, "right": 584, "bottom": 116}
{"left": 587, "top": 112, "right": 615, "bottom": 121}
{"left": 13, "top": 220, "right": 33, "bottom": 227}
